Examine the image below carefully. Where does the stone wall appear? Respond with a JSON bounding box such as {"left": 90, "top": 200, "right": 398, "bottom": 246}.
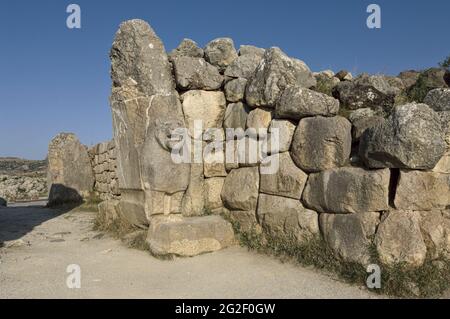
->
{"left": 88, "top": 141, "right": 120, "bottom": 201}
{"left": 49, "top": 19, "right": 450, "bottom": 269}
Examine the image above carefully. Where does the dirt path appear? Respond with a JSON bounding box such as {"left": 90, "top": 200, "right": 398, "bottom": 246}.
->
{"left": 0, "top": 202, "right": 380, "bottom": 299}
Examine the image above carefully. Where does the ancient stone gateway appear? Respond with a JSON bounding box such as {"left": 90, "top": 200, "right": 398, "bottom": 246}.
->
{"left": 46, "top": 18, "right": 450, "bottom": 276}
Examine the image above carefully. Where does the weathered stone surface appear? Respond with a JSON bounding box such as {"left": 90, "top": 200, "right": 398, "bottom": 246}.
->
{"left": 146, "top": 215, "right": 235, "bottom": 256}
{"left": 221, "top": 167, "right": 259, "bottom": 211}
{"left": 246, "top": 108, "right": 273, "bottom": 136}
{"left": 47, "top": 133, "right": 94, "bottom": 205}
{"left": 239, "top": 45, "right": 265, "bottom": 57}
{"left": 245, "top": 47, "right": 316, "bottom": 107}
{"left": 168, "top": 38, "right": 204, "bottom": 60}
{"left": 333, "top": 75, "right": 396, "bottom": 113}
{"left": 224, "top": 54, "right": 263, "bottom": 79}
{"left": 181, "top": 163, "right": 205, "bottom": 217}
{"left": 260, "top": 153, "right": 308, "bottom": 199}
{"left": 225, "top": 209, "right": 260, "bottom": 233}
{"left": 110, "top": 19, "right": 173, "bottom": 96}
{"left": 394, "top": 170, "right": 450, "bottom": 211}
{"left": 320, "top": 212, "right": 380, "bottom": 265}
{"left": 205, "top": 177, "right": 225, "bottom": 210}
{"left": 204, "top": 38, "right": 238, "bottom": 72}
{"left": 257, "top": 194, "right": 319, "bottom": 242}
{"left": 433, "top": 111, "right": 450, "bottom": 173}
{"left": 302, "top": 167, "right": 390, "bottom": 214}
{"left": 359, "top": 103, "right": 446, "bottom": 169}
{"left": 419, "top": 210, "right": 448, "bottom": 260}
{"left": 224, "top": 78, "right": 247, "bottom": 102}
{"left": 290, "top": 116, "right": 352, "bottom": 172}
{"left": 424, "top": 88, "right": 450, "bottom": 111}
{"left": 118, "top": 189, "right": 147, "bottom": 228}
{"left": 223, "top": 102, "right": 250, "bottom": 130}
{"left": 267, "top": 119, "right": 296, "bottom": 153}
{"left": 276, "top": 86, "right": 340, "bottom": 120}
{"left": 203, "top": 146, "right": 227, "bottom": 178}
{"left": 172, "top": 56, "right": 223, "bottom": 90}
{"left": 181, "top": 90, "right": 226, "bottom": 139}
{"left": 335, "top": 70, "right": 353, "bottom": 81}
{"left": 375, "top": 211, "right": 427, "bottom": 268}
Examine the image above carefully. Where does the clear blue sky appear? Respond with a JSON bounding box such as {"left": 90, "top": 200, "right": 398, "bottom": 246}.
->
{"left": 1, "top": 0, "right": 449, "bottom": 160}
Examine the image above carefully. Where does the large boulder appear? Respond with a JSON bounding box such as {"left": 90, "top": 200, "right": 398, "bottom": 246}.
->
{"left": 290, "top": 116, "right": 352, "bottom": 172}
{"left": 333, "top": 74, "right": 396, "bottom": 113}
{"left": 424, "top": 88, "right": 450, "bottom": 111}
{"left": 398, "top": 70, "right": 420, "bottom": 89}
{"left": 110, "top": 20, "right": 190, "bottom": 222}
{"left": 359, "top": 103, "right": 446, "bottom": 169}
{"left": 257, "top": 193, "right": 319, "bottom": 243}
{"left": 181, "top": 90, "right": 226, "bottom": 139}
{"left": 245, "top": 47, "right": 316, "bottom": 108}
{"left": 320, "top": 212, "right": 380, "bottom": 265}
{"left": 204, "top": 38, "right": 238, "bottom": 72}
{"left": 47, "top": 133, "right": 94, "bottom": 205}
{"left": 375, "top": 211, "right": 427, "bottom": 268}
{"left": 260, "top": 152, "right": 308, "bottom": 199}
{"left": 394, "top": 170, "right": 450, "bottom": 211}
{"left": 168, "top": 38, "right": 204, "bottom": 60}
{"left": 221, "top": 167, "right": 259, "bottom": 211}
{"left": 238, "top": 45, "right": 265, "bottom": 57}
{"left": 246, "top": 108, "right": 273, "bottom": 136}
{"left": 275, "top": 86, "right": 339, "bottom": 120}
{"left": 302, "top": 167, "right": 390, "bottom": 214}
{"left": 224, "top": 53, "right": 263, "bottom": 80}
{"left": 172, "top": 56, "right": 223, "bottom": 90}
{"left": 110, "top": 19, "right": 173, "bottom": 96}
{"left": 204, "top": 177, "right": 225, "bottom": 211}
{"left": 147, "top": 215, "right": 235, "bottom": 256}
{"left": 419, "top": 210, "right": 449, "bottom": 260}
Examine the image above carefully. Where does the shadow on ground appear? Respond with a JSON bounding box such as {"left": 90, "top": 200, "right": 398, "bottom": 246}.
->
{"left": 0, "top": 200, "right": 80, "bottom": 244}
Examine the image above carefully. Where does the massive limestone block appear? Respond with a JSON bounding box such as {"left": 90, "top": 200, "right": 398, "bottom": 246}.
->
{"left": 290, "top": 116, "right": 352, "bottom": 172}
{"left": 351, "top": 116, "right": 385, "bottom": 142}
{"left": 320, "top": 212, "right": 380, "bottom": 265}
{"left": 223, "top": 102, "right": 250, "bottom": 130}
{"left": 359, "top": 103, "right": 446, "bottom": 169}
{"left": 204, "top": 38, "right": 238, "bottom": 72}
{"left": 47, "top": 133, "right": 94, "bottom": 205}
{"left": 419, "top": 210, "right": 448, "bottom": 260}
{"left": 424, "top": 88, "right": 450, "bottom": 111}
{"left": 168, "top": 38, "right": 204, "bottom": 60}
{"left": 110, "top": 19, "right": 174, "bottom": 96}
{"left": 172, "top": 56, "right": 223, "bottom": 90}
{"left": 203, "top": 145, "right": 227, "bottom": 178}
{"left": 245, "top": 47, "right": 316, "bottom": 108}
{"left": 110, "top": 20, "right": 190, "bottom": 221}
{"left": 260, "top": 153, "right": 308, "bottom": 199}
{"left": 394, "top": 170, "right": 450, "bottom": 211}
{"left": 302, "top": 167, "right": 390, "bottom": 214}
{"left": 224, "top": 53, "right": 263, "bottom": 79}
{"left": 433, "top": 111, "right": 450, "bottom": 173}
{"left": 267, "top": 119, "right": 296, "bottom": 154}
{"left": 332, "top": 74, "right": 396, "bottom": 113}
{"left": 224, "top": 78, "right": 247, "bottom": 102}
{"left": 225, "top": 209, "right": 260, "bottom": 233}
{"left": 147, "top": 215, "right": 235, "bottom": 256}
{"left": 181, "top": 90, "right": 226, "bottom": 139}
{"left": 257, "top": 194, "right": 319, "bottom": 243}
{"left": 375, "top": 211, "right": 427, "bottom": 268}
{"left": 238, "top": 45, "right": 265, "bottom": 57}
{"left": 276, "top": 86, "right": 340, "bottom": 120}
{"left": 221, "top": 167, "right": 259, "bottom": 211}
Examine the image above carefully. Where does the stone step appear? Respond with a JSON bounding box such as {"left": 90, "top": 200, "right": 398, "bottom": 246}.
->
{"left": 146, "top": 215, "right": 236, "bottom": 257}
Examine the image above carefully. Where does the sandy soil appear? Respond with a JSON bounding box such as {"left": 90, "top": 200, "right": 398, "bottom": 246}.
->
{"left": 0, "top": 202, "right": 381, "bottom": 299}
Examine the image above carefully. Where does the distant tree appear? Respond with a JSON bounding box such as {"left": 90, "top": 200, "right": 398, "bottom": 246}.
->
{"left": 439, "top": 55, "right": 450, "bottom": 69}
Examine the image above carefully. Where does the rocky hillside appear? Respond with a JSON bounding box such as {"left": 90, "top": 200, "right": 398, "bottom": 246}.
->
{"left": 0, "top": 157, "right": 48, "bottom": 203}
